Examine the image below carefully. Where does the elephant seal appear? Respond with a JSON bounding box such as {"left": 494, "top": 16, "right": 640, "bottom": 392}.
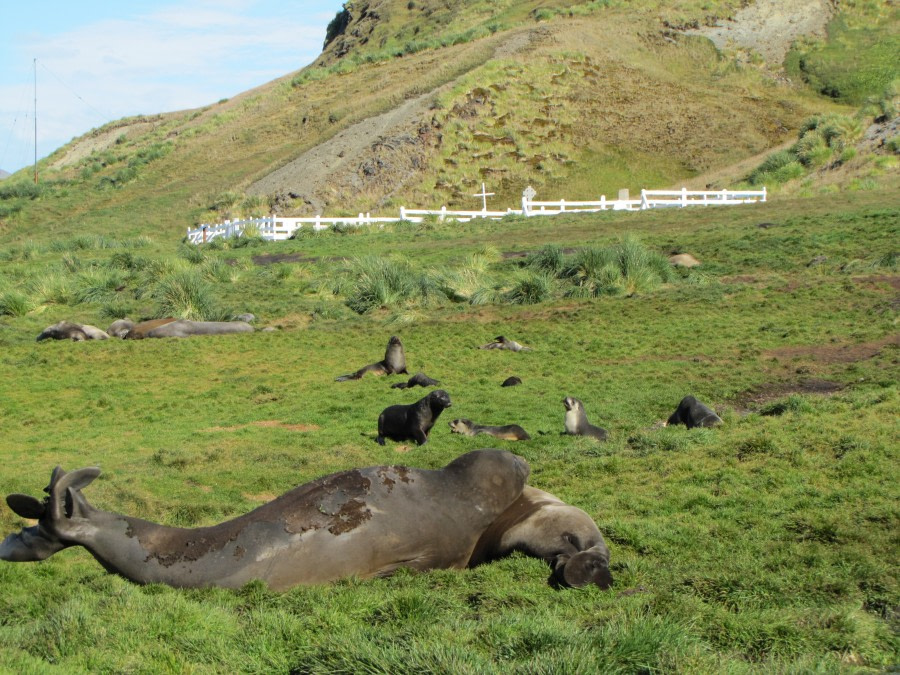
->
{"left": 468, "top": 486, "right": 613, "bottom": 589}
{"left": 336, "top": 335, "right": 408, "bottom": 381}
{"left": 666, "top": 395, "right": 722, "bottom": 429}
{"left": 501, "top": 376, "right": 522, "bottom": 387}
{"left": 391, "top": 372, "right": 441, "bottom": 390}
{"left": 563, "top": 397, "right": 608, "bottom": 441}
{"left": 377, "top": 389, "right": 452, "bottom": 446}
{"left": 0, "top": 450, "right": 529, "bottom": 589}
{"left": 479, "top": 336, "right": 531, "bottom": 352}
{"left": 143, "top": 319, "right": 254, "bottom": 338}
{"left": 122, "top": 318, "right": 178, "bottom": 339}
{"left": 106, "top": 318, "right": 135, "bottom": 338}
{"left": 36, "top": 321, "right": 109, "bottom": 342}
{"left": 449, "top": 419, "right": 531, "bottom": 441}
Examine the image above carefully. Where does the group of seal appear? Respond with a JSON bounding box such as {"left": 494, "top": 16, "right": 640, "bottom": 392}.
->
{"left": 0, "top": 450, "right": 612, "bottom": 590}
{"left": 39, "top": 317, "right": 254, "bottom": 341}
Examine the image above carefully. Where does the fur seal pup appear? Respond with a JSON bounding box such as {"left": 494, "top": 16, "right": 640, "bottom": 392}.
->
{"left": 666, "top": 395, "right": 722, "bottom": 429}
{"left": 563, "top": 397, "right": 608, "bottom": 441}
{"left": 377, "top": 389, "right": 452, "bottom": 446}
{"left": 1, "top": 450, "right": 530, "bottom": 589}
{"left": 479, "top": 336, "right": 531, "bottom": 352}
{"left": 468, "top": 486, "right": 613, "bottom": 589}
{"left": 36, "top": 321, "right": 109, "bottom": 342}
{"left": 336, "top": 335, "right": 408, "bottom": 381}
{"left": 501, "top": 376, "right": 522, "bottom": 387}
{"left": 449, "top": 419, "right": 531, "bottom": 441}
{"left": 391, "top": 372, "right": 441, "bottom": 390}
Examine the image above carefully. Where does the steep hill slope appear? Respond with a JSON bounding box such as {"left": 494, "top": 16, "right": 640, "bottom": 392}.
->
{"left": 0, "top": 0, "right": 894, "bottom": 242}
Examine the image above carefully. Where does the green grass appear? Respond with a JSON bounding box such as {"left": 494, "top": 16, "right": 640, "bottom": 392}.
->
{"left": 0, "top": 187, "right": 897, "bottom": 671}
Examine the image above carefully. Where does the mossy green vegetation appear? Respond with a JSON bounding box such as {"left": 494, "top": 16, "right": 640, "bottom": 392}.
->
{"left": 0, "top": 186, "right": 897, "bottom": 671}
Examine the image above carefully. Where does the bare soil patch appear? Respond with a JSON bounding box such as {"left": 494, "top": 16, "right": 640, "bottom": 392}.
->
{"left": 734, "top": 378, "right": 845, "bottom": 409}
{"left": 764, "top": 336, "right": 898, "bottom": 366}
{"left": 203, "top": 421, "right": 320, "bottom": 432}
{"left": 684, "top": 0, "right": 834, "bottom": 65}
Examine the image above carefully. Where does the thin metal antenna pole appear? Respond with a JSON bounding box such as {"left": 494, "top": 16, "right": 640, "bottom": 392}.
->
{"left": 34, "top": 58, "right": 38, "bottom": 184}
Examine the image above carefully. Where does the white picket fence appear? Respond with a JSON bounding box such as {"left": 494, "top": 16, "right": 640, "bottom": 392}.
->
{"left": 185, "top": 186, "right": 766, "bottom": 244}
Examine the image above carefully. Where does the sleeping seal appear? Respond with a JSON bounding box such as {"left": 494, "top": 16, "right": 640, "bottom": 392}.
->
{"left": 468, "top": 486, "right": 613, "bottom": 589}
{"left": 0, "top": 450, "right": 530, "bottom": 589}
{"left": 449, "top": 418, "right": 531, "bottom": 441}
{"left": 36, "top": 321, "right": 109, "bottom": 341}
{"left": 666, "top": 395, "right": 722, "bottom": 429}
{"left": 337, "top": 335, "right": 408, "bottom": 381}
{"left": 479, "top": 336, "right": 531, "bottom": 352}
{"left": 563, "top": 397, "right": 608, "bottom": 441}
{"left": 377, "top": 389, "right": 452, "bottom": 446}
{"left": 501, "top": 376, "right": 523, "bottom": 387}
{"left": 391, "top": 372, "right": 441, "bottom": 390}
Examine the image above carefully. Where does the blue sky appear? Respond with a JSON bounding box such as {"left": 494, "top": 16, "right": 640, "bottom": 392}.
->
{"left": 1, "top": 1, "right": 345, "bottom": 174}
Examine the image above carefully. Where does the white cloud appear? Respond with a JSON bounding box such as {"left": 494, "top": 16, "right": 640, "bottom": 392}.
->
{"left": 1, "top": 1, "right": 327, "bottom": 173}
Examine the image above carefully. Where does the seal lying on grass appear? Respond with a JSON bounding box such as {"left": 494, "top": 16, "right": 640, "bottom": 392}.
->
{"left": 0, "top": 450, "right": 529, "bottom": 589}
{"left": 36, "top": 321, "right": 109, "bottom": 341}
{"left": 449, "top": 418, "right": 531, "bottom": 441}
{"left": 666, "top": 395, "right": 722, "bottom": 429}
{"left": 479, "top": 335, "right": 532, "bottom": 352}
{"left": 141, "top": 319, "right": 253, "bottom": 338}
{"left": 468, "top": 486, "right": 613, "bottom": 589}
{"left": 391, "top": 372, "right": 441, "bottom": 390}
{"left": 336, "top": 335, "right": 408, "bottom": 381}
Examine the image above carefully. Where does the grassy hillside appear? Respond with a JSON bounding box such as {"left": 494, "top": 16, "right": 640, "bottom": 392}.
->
{"left": 0, "top": 185, "right": 898, "bottom": 671}
{"left": 0, "top": 0, "right": 894, "bottom": 243}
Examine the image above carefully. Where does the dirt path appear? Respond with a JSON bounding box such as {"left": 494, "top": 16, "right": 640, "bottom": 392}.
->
{"left": 686, "top": 0, "right": 834, "bottom": 64}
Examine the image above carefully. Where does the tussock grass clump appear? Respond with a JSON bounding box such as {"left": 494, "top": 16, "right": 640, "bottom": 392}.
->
{"left": 72, "top": 267, "right": 128, "bottom": 304}
{"left": 749, "top": 113, "right": 866, "bottom": 184}
{"left": 152, "top": 268, "right": 222, "bottom": 320}
{"left": 343, "top": 256, "right": 445, "bottom": 315}
{"left": 26, "top": 271, "right": 75, "bottom": 306}
{"left": 0, "top": 290, "right": 33, "bottom": 316}
{"left": 561, "top": 236, "right": 673, "bottom": 297}
{"left": 505, "top": 271, "right": 555, "bottom": 304}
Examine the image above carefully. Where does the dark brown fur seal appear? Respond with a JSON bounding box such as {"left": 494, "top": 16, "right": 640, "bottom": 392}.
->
{"left": 563, "top": 397, "right": 608, "bottom": 441}
{"left": 336, "top": 335, "right": 408, "bottom": 381}
{"left": 479, "top": 336, "right": 531, "bottom": 352}
{"left": 36, "top": 321, "right": 109, "bottom": 342}
{"left": 377, "top": 389, "right": 452, "bottom": 446}
{"left": 449, "top": 419, "right": 531, "bottom": 441}
{"left": 468, "top": 486, "right": 612, "bottom": 589}
{"left": 666, "top": 395, "right": 722, "bottom": 429}
{"left": 391, "top": 372, "right": 441, "bottom": 390}
{"left": 501, "top": 376, "right": 523, "bottom": 387}
{"left": 1, "top": 451, "right": 530, "bottom": 589}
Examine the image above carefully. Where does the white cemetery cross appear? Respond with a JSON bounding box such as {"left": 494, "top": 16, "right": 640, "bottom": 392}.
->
{"left": 522, "top": 185, "right": 537, "bottom": 215}
{"left": 473, "top": 182, "right": 495, "bottom": 213}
